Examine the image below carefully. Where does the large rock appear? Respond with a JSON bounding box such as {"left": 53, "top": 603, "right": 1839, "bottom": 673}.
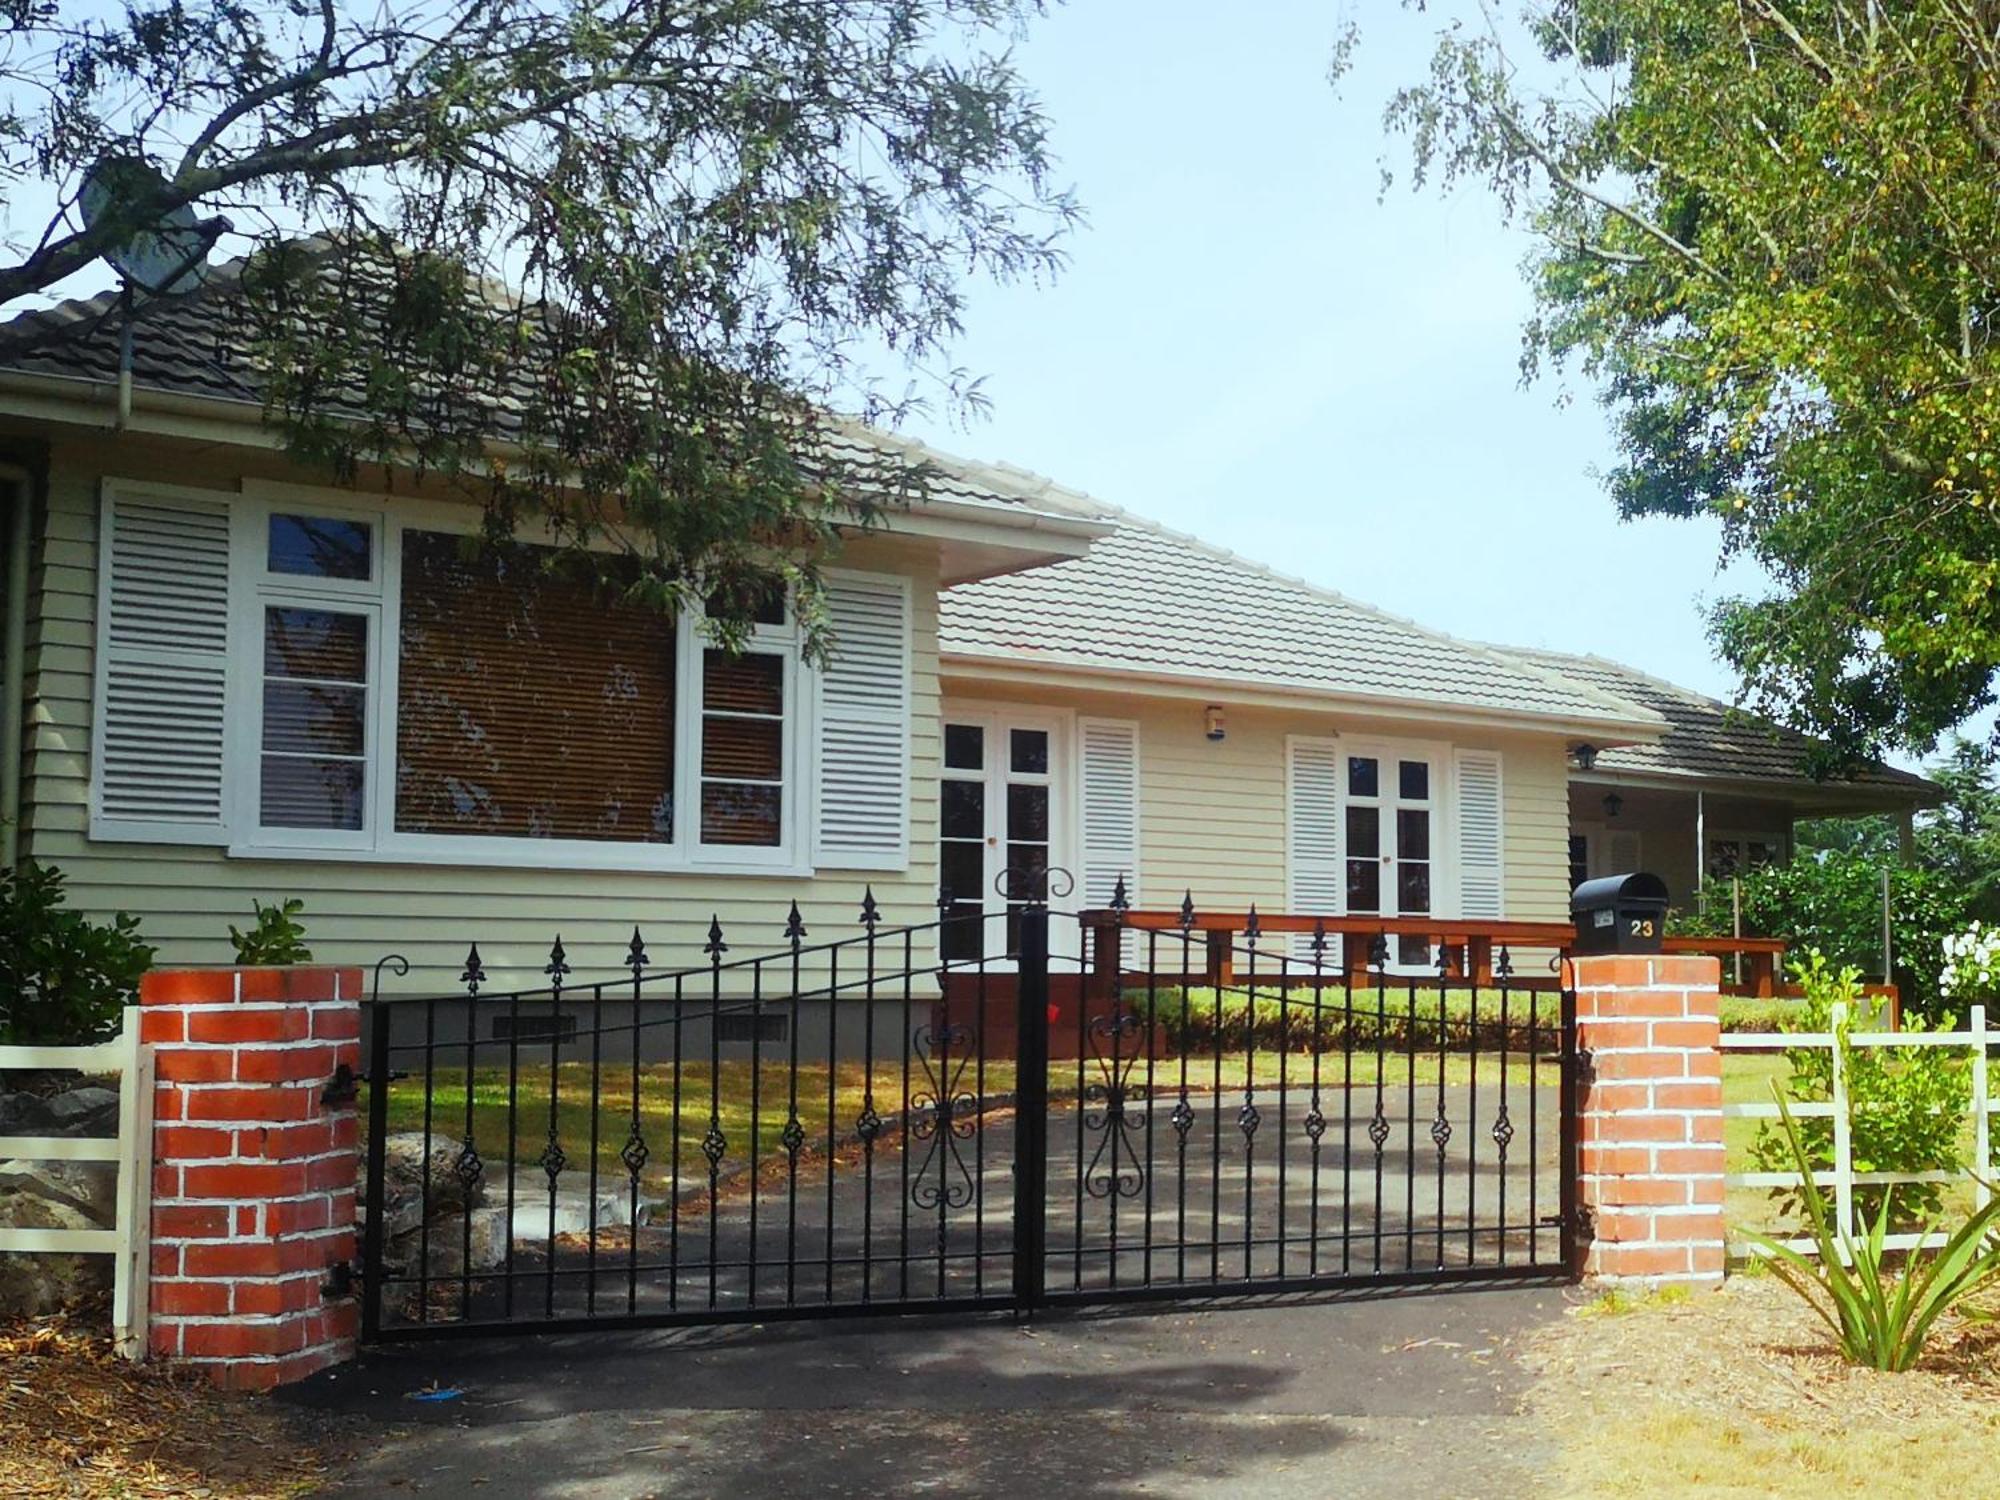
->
{"left": 44, "top": 1086, "right": 119, "bottom": 1135}
{"left": 385, "top": 1206, "right": 510, "bottom": 1278}
{"left": 362, "top": 1132, "right": 491, "bottom": 1241}
{"left": 0, "top": 1187, "right": 111, "bottom": 1316}
{"left": 0, "top": 1161, "right": 118, "bottom": 1228}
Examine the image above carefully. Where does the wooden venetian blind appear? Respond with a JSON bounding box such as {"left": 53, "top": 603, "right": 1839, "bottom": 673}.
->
{"left": 394, "top": 531, "right": 676, "bottom": 842}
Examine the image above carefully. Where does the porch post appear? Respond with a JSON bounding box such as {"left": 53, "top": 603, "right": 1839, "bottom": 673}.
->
{"left": 1694, "top": 790, "right": 1707, "bottom": 895}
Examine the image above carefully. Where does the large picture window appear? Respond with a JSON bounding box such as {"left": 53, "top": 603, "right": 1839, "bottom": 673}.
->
{"left": 395, "top": 530, "right": 677, "bottom": 843}
{"left": 238, "top": 505, "right": 805, "bottom": 867}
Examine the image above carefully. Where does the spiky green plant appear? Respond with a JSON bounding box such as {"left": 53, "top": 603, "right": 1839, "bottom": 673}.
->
{"left": 1746, "top": 1091, "right": 2000, "bottom": 1371}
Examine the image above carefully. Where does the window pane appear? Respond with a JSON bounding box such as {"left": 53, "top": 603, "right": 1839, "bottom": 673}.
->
{"left": 1011, "top": 728, "right": 1049, "bottom": 774}
{"left": 704, "top": 580, "right": 787, "bottom": 626}
{"left": 700, "top": 783, "right": 782, "bottom": 845}
{"left": 701, "top": 716, "right": 782, "bottom": 780}
{"left": 1008, "top": 783, "right": 1049, "bottom": 841}
{"left": 1346, "top": 859, "right": 1381, "bottom": 913}
{"left": 1398, "top": 861, "right": 1431, "bottom": 914}
{"left": 1346, "top": 805, "right": 1379, "bottom": 857}
{"left": 265, "top": 608, "right": 367, "bottom": 683}
{"left": 261, "top": 756, "right": 363, "bottom": 830}
{"left": 394, "top": 530, "right": 675, "bottom": 842}
{"left": 944, "top": 724, "right": 984, "bottom": 770}
{"left": 1397, "top": 935, "right": 1432, "bottom": 968}
{"left": 1397, "top": 809, "right": 1430, "bottom": 861}
{"left": 940, "top": 840, "right": 986, "bottom": 903}
{"left": 942, "top": 780, "right": 985, "bottom": 840}
{"left": 1347, "top": 756, "right": 1378, "bottom": 797}
{"left": 703, "top": 652, "right": 783, "bottom": 715}
{"left": 1399, "top": 760, "right": 1429, "bottom": 800}
{"left": 268, "top": 514, "right": 371, "bottom": 580}
{"left": 263, "top": 682, "right": 364, "bottom": 756}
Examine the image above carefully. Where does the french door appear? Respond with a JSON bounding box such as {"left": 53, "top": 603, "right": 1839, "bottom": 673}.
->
{"left": 1340, "top": 740, "right": 1442, "bottom": 968}
{"left": 939, "top": 707, "right": 1067, "bottom": 962}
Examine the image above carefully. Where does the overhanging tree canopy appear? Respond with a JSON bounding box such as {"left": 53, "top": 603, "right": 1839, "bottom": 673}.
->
{"left": 0, "top": 0, "right": 1075, "bottom": 647}
{"left": 1370, "top": 1, "right": 2000, "bottom": 764}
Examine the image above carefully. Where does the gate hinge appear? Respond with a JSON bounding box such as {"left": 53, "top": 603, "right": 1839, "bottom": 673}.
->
{"left": 1570, "top": 1047, "right": 1596, "bottom": 1086}
{"left": 321, "top": 1062, "right": 359, "bottom": 1106}
{"left": 1571, "top": 1205, "right": 1597, "bottom": 1244}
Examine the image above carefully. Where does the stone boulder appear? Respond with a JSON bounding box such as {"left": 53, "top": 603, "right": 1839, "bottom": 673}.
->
{"left": 0, "top": 1183, "right": 111, "bottom": 1316}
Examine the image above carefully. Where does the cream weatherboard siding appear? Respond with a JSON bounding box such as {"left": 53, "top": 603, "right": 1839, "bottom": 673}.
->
{"left": 22, "top": 441, "right": 944, "bottom": 992}
{"left": 941, "top": 680, "right": 1576, "bottom": 926}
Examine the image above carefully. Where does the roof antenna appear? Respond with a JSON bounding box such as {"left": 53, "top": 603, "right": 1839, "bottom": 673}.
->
{"left": 78, "top": 155, "right": 231, "bottom": 428}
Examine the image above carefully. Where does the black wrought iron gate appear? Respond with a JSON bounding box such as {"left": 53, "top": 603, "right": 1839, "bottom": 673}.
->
{"left": 361, "top": 899, "right": 1576, "bottom": 1341}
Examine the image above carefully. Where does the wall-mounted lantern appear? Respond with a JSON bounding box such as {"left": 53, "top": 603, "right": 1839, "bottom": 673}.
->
{"left": 1204, "top": 705, "right": 1226, "bottom": 742}
{"left": 1573, "top": 742, "right": 1599, "bottom": 771}
{"left": 1603, "top": 790, "right": 1624, "bottom": 820}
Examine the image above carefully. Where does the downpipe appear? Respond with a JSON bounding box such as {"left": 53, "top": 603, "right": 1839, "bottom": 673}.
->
{"left": 0, "top": 460, "right": 32, "bottom": 869}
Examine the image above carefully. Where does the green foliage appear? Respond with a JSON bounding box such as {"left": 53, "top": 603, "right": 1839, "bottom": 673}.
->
{"left": 227, "top": 899, "right": 313, "bottom": 967}
{"left": 1678, "top": 848, "right": 1969, "bottom": 1013}
{"left": 1747, "top": 1092, "right": 2000, "bottom": 1373}
{"left": 0, "top": 862, "right": 154, "bottom": 1047}
{"left": 1376, "top": 3, "right": 2000, "bottom": 758}
{"left": 1748, "top": 954, "right": 1967, "bottom": 1226}
{"left": 0, "top": 2, "right": 1077, "bottom": 652}
{"left": 1125, "top": 984, "right": 1563, "bottom": 1056}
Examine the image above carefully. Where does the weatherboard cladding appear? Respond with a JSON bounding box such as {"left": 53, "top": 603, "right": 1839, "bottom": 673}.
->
{"left": 941, "top": 517, "right": 1651, "bottom": 725}
{"left": 1500, "top": 646, "right": 1929, "bottom": 792}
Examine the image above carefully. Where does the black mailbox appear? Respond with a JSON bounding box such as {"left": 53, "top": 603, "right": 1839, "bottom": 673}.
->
{"left": 1571, "top": 873, "right": 1670, "bottom": 955}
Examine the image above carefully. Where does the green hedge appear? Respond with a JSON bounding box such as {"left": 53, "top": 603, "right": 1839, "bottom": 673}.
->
{"left": 1123, "top": 984, "right": 1564, "bottom": 1055}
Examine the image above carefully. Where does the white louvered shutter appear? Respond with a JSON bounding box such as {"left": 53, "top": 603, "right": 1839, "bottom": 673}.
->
{"left": 1079, "top": 717, "right": 1140, "bottom": 909}
{"left": 812, "top": 571, "right": 911, "bottom": 869}
{"left": 1288, "top": 738, "right": 1343, "bottom": 962}
{"left": 90, "top": 486, "right": 235, "bottom": 843}
{"left": 1453, "top": 748, "right": 1505, "bottom": 920}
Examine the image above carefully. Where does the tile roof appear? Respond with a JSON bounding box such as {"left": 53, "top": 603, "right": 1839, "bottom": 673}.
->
{"left": 0, "top": 256, "right": 1085, "bottom": 524}
{"left": 940, "top": 502, "right": 1665, "bottom": 729}
{"left": 1496, "top": 646, "right": 1935, "bottom": 800}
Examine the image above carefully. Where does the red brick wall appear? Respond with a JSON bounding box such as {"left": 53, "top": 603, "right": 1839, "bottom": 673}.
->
{"left": 139, "top": 967, "right": 362, "bottom": 1389}
{"left": 1571, "top": 953, "right": 1726, "bottom": 1285}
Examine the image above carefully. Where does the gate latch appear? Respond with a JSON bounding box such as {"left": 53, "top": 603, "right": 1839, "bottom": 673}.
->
{"left": 321, "top": 1062, "right": 359, "bottom": 1106}
{"left": 322, "top": 1260, "right": 357, "bottom": 1299}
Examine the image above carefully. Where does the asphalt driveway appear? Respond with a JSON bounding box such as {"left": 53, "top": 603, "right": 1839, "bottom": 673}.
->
{"left": 287, "top": 1282, "right": 1569, "bottom": 1499}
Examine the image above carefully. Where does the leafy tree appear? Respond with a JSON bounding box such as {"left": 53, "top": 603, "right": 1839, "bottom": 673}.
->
{"left": 1368, "top": 2, "right": 2000, "bottom": 762}
{"left": 0, "top": 1, "right": 1076, "bottom": 647}
{"left": 1797, "top": 735, "right": 2000, "bottom": 914}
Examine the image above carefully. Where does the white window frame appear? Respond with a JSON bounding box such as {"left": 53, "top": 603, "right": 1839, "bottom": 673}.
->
{"left": 222, "top": 484, "right": 815, "bottom": 874}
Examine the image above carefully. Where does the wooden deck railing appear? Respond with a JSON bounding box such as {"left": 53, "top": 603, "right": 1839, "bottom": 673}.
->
{"left": 1078, "top": 909, "right": 1577, "bottom": 995}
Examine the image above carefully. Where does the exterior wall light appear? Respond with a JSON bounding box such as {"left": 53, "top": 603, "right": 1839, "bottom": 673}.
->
{"left": 1204, "top": 705, "right": 1226, "bottom": 742}
{"left": 1573, "top": 742, "right": 1599, "bottom": 771}
{"left": 1603, "top": 790, "right": 1624, "bottom": 820}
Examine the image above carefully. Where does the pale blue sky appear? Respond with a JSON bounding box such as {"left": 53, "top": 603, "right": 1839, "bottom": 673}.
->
{"left": 892, "top": 1, "right": 1758, "bottom": 707}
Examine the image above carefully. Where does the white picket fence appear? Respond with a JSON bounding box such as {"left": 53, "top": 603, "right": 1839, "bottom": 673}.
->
{"left": 0, "top": 1007, "right": 155, "bottom": 1358}
{"left": 1722, "top": 1001, "right": 1994, "bottom": 1256}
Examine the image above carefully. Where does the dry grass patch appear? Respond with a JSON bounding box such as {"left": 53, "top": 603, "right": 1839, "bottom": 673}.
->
{"left": 0, "top": 1309, "right": 330, "bottom": 1498}
{"left": 1526, "top": 1274, "right": 2000, "bottom": 1498}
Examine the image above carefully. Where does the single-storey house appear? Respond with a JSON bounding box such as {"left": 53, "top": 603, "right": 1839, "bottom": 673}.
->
{"left": 0, "top": 264, "right": 1936, "bottom": 992}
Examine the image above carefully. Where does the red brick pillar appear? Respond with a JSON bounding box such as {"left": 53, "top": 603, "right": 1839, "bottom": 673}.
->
{"left": 139, "top": 966, "right": 363, "bottom": 1389}
{"left": 1571, "top": 953, "right": 1726, "bottom": 1286}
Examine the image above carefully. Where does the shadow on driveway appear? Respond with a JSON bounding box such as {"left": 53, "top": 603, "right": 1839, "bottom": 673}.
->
{"left": 288, "top": 1282, "right": 1571, "bottom": 1499}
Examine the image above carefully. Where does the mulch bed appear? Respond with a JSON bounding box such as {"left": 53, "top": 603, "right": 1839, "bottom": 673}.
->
{"left": 0, "top": 1307, "right": 332, "bottom": 1499}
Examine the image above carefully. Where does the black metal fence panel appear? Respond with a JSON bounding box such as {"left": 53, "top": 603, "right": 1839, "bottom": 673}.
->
{"left": 360, "top": 893, "right": 1575, "bottom": 1341}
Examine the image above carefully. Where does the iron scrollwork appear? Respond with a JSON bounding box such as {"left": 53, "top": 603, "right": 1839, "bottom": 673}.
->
{"left": 1082, "top": 1005, "right": 1148, "bottom": 1201}
{"left": 909, "top": 1020, "right": 978, "bottom": 1213}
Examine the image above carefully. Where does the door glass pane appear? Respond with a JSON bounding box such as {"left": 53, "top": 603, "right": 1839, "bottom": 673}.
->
{"left": 1399, "top": 760, "right": 1429, "bottom": 800}
{"left": 1010, "top": 728, "right": 1049, "bottom": 774}
{"left": 1396, "top": 809, "right": 1430, "bottom": 861}
{"left": 1347, "top": 756, "right": 1378, "bottom": 798}
{"left": 940, "top": 840, "right": 986, "bottom": 905}
{"left": 941, "top": 779, "right": 985, "bottom": 839}
{"left": 1399, "top": 861, "right": 1431, "bottom": 914}
{"left": 1345, "top": 805, "right": 1379, "bottom": 857}
{"left": 944, "top": 724, "right": 984, "bottom": 771}
{"left": 1346, "top": 859, "right": 1380, "bottom": 913}
{"left": 1005, "top": 842, "right": 1050, "bottom": 900}
{"left": 1007, "top": 783, "right": 1049, "bottom": 841}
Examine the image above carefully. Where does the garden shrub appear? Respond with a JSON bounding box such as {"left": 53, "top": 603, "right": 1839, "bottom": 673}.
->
{"left": 1677, "top": 849, "right": 1969, "bottom": 1017}
{"left": 227, "top": 897, "right": 312, "bottom": 965}
{"left": 1750, "top": 952, "right": 1968, "bottom": 1227}
{"left": 0, "top": 861, "right": 154, "bottom": 1046}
